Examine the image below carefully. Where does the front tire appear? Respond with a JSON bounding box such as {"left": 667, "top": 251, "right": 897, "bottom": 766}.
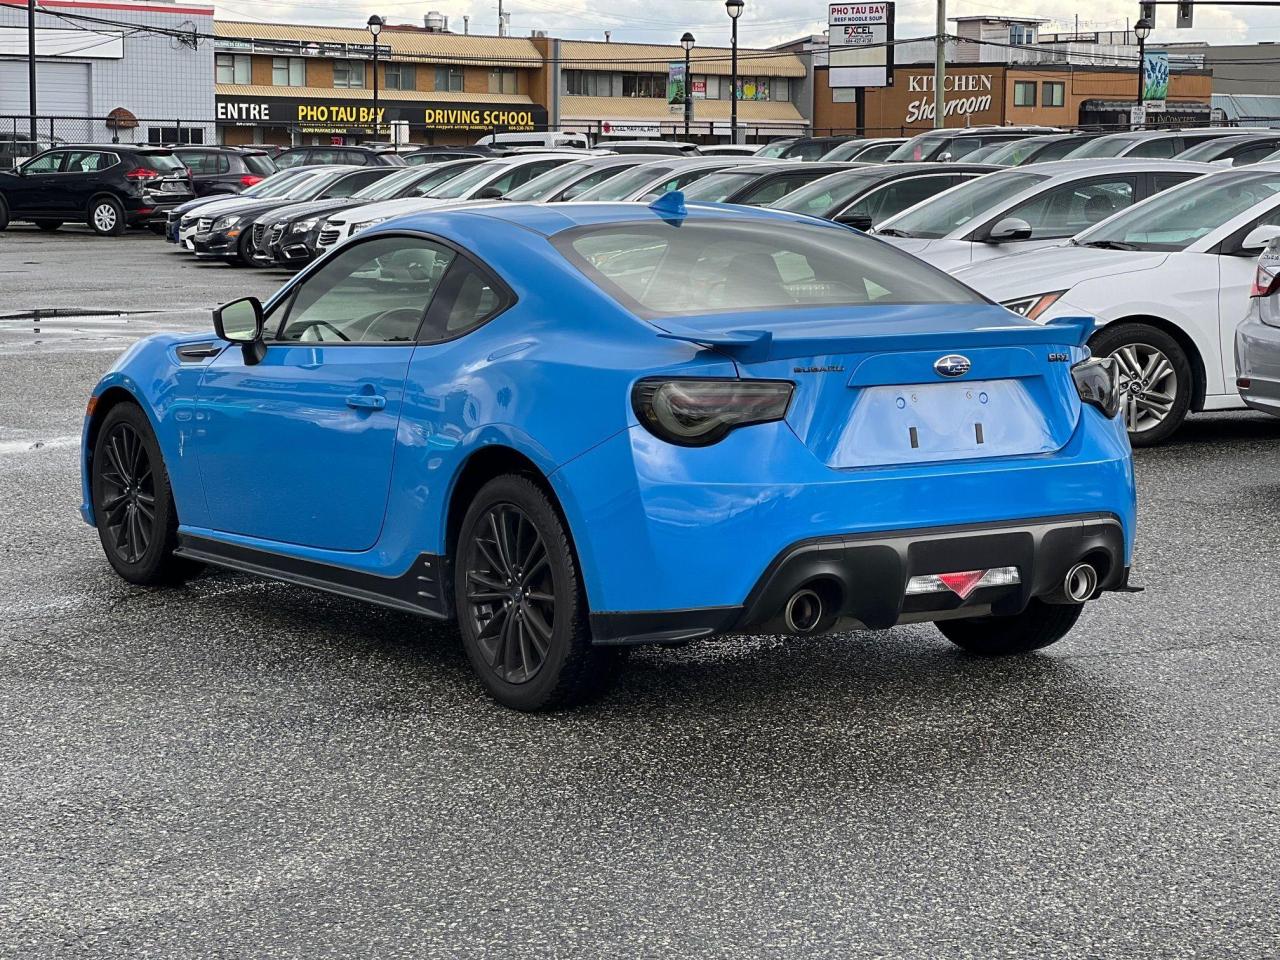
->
{"left": 1089, "top": 322, "right": 1191, "bottom": 447}
{"left": 936, "top": 599, "right": 1082, "bottom": 656}
{"left": 238, "top": 229, "right": 270, "bottom": 268}
{"left": 0, "top": 195, "right": 9, "bottom": 231}
{"left": 36, "top": 220, "right": 62, "bottom": 232}
{"left": 454, "top": 475, "right": 622, "bottom": 711}
{"left": 90, "top": 403, "right": 200, "bottom": 585}
{"left": 88, "top": 197, "right": 126, "bottom": 237}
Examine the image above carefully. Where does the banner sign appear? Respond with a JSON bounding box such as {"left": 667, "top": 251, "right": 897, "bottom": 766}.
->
{"left": 829, "top": 2, "right": 895, "bottom": 88}
{"left": 1142, "top": 51, "right": 1169, "bottom": 109}
{"left": 736, "top": 77, "right": 770, "bottom": 101}
{"left": 216, "top": 96, "right": 548, "bottom": 133}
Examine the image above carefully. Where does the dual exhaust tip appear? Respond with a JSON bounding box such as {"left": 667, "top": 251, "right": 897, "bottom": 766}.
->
{"left": 782, "top": 561, "right": 1101, "bottom": 633}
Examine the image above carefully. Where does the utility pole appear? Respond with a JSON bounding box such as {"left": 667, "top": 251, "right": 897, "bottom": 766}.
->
{"left": 27, "top": 0, "right": 37, "bottom": 146}
{"left": 498, "top": 0, "right": 505, "bottom": 37}
{"left": 933, "top": 0, "right": 945, "bottom": 128}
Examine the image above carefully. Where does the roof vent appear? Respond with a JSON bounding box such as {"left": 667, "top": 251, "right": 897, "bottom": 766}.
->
{"left": 424, "top": 11, "right": 447, "bottom": 32}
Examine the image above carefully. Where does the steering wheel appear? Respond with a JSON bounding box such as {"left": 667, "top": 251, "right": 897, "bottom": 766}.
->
{"left": 360, "top": 307, "right": 423, "bottom": 342}
{"left": 295, "top": 319, "right": 350, "bottom": 342}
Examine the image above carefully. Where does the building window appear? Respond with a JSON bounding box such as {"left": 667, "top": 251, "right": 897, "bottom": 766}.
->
{"left": 773, "top": 77, "right": 789, "bottom": 101}
{"left": 215, "top": 53, "right": 250, "bottom": 85}
{"left": 272, "top": 57, "right": 305, "bottom": 86}
{"left": 1013, "top": 81, "right": 1037, "bottom": 107}
{"left": 564, "top": 70, "right": 616, "bottom": 96}
{"left": 148, "top": 127, "right": 205, "bottom": 145}
{"left": 1009, "top": 24, "right": 1034, "bottom": 45}
{"left": 333, "top": 60, "right": 365, "bottom": 88}
{"left": 699, "top": 75, "right": 719, "bottom": 99}
{"left": 385, "top": 62, "right": 416, "bottom": 90}
{"left": 488, "top": 67, "right": 517, "bottom": 94}
{"left": 435, "top": 67, "right": 464, "bottom": 92}
{"left": 1042, "top": 81, "right": 1065, "bottom": 107}
{"left": 621, "top": 74, "right": 665, "bottom": 98}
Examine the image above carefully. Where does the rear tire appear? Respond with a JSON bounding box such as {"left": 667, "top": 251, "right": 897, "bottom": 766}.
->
{"left": 454, "top": 475, "right": 623, "bottom": 711}
{"left": 91, "top": 403, "right": 202, "bottom": 586}
{"left": 0, "top": 196, "right": 9, "bottom": 231}
{"left": 88, "top": 196, "right": 126, "bottom": 237}
{"left": 1089, "top": 322, "right": 1192, "bottom": 447}
{"left": 936, "top": 599, "right": 1082, "bottom": 656}
{"left": 36, "top": 220, "right": 62, "bottom": 232}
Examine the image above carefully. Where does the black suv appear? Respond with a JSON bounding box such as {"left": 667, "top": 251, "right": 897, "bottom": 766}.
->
{"left": 0, "top": 144, "right": 194, "bottom": 236}
{"left": 173, "top": 145, "right": 277, "bottom": 197}
{"left": 274, "top": 145, "right": 406, "bottom": 169}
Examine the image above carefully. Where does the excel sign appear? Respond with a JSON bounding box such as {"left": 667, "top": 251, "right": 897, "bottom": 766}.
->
{"left": 828, "top": 2, "right": 894, "bottom": 88}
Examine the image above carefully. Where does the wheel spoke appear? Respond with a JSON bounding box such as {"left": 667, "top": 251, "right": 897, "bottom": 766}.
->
{"left": 487, "top": 512, "right": 512, "bottom": 575}
{"left": 526, "top": 589, "right": 555, "bottom": 605}
{"left": 135, "top": 499, "right": 156, "bottom": 525}
{"left": 468, "top": 569, "right": 507, "bottom": 592}
{"left": 523, "top": 604, "right": 552, "bottom": 657}
{"left": 474, "top": 537, "right": 504, "bottom": 576}
{"left": 105, "top": 436, "right": 130, "bottom": 484}
{"left": 516, "top": 619, "right": 533, "bottom": 681}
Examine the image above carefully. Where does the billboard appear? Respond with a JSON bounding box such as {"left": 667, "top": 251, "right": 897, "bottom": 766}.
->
{"left": 828, "top": 2, "right": 894, "bottom": 88}
{"left": 1143, "top": 51, "right": 1169, "bottom": 110}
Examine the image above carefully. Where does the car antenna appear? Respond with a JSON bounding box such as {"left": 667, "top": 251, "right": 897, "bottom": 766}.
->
{"left": 649, "top": 190, "right": 687, "bottom": 222}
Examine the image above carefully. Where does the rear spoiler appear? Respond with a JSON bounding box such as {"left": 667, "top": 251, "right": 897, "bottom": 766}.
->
{"left": 655, "top": 315, "right": 1097, "bottom": 363}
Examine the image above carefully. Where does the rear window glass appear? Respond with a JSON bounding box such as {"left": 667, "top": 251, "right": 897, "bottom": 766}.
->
{"left": 553, "top": 219, "right": 984, "bottom": 318}
{"left": 244, "top": 154, "right": 277, "bottom": 176}
{"left": 139, "top": 152, "right": 186, "bottom": 173}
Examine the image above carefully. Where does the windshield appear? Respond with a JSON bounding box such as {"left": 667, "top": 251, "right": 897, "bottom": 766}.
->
{"left": 140, "top": 152, "right": 186, "bottom": 173}
{"left": 280, "top": 172, "right": 327, "bottom": 198}
{"left": 554, "top": 220, "right": 985, "bottom": 319}
{"left": 246, "top": 171, "right": 306, "bottom": 198}
{"left": 771, "top": 170, "right": 891, "bottom": 217}
{"left": 427, "top": 161, "right": 506, "bottom": 198}
{"left": 877, "top": 171, "right": 1047, "bottom": 238}
{"left": 1175, "top": 138, "right": 1246, "bottom": 162}
{"left": 352, "top": 167, "right": 423, "bottom": 200}
{"left": 754, "top": 141, "right": 794, "bottom": 159}
{"left": 886, "top": 135, "right": 948, "bottom": 162}
{"left": 670, "top": 170, "right": 760, "bottom": 202}
{"left": 574, "top": 163, "right": 679, "bottom": 201}
{"left": 980, "top": 140, "right": 1043, "bottom": 166}
{"left": 1066, "top": 136, "right": 1135, "bottom": 159}
{"left": 1074, "top": 169, "right": 1280, "bottom": 252}
{"left": 405, "top": 162, "right": 481, "bottom": 197}
{"left": 504, "top": 162, "right": 593, "bottom": 201}
{"left": 244, "top": 154, "right": 276, "bottom": 176}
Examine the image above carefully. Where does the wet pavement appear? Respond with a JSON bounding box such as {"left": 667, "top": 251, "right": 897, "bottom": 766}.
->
{"left": 2, "top": 228, "right": 1279, "bottom": 959}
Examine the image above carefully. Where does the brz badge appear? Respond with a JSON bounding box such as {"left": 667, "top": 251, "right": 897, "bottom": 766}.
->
{"left": 934, "top": 354, "right": 971, "bottom": 378}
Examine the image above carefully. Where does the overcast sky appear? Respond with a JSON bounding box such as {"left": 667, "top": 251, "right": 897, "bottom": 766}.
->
{"left": 214, "top": 0, "right": 1280, "bottom": 46}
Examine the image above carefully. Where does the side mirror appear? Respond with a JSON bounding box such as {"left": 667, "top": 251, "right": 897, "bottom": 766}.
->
{"left": 836, "top": 212, "right": 874, "bottom": 231}
{"left": 473, "top": 185, "right": 504, "bottom": 199}
{"left": 985, "top": 216, "right": 1033, "bottom": 243}
{"left": 213, "top": 296, "right": 266, "bottom": 364}
{"left": 1240, "top": 224, "right": 1280, "bottom": 252}
{"left": 937, "top": 151, "right": 953, "bottom": 162}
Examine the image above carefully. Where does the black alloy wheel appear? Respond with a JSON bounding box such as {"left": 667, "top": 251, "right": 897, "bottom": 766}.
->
{"left": 454, "top": 475, "right": 624, "bottom": 710}
{"left": 463, "top": 502, "right": 556, "bottom": 685}
{"left": 96, "top": 420, "right": 157, "bottom": 564}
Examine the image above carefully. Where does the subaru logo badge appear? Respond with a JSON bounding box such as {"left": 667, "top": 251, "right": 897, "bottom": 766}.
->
{"left": 934, "top": 354, "right": 971, "bottom": 378}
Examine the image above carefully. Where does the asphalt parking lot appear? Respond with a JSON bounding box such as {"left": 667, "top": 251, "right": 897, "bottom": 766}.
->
{"left": 3, "top": 225, "right": 1280, "bottom": 959}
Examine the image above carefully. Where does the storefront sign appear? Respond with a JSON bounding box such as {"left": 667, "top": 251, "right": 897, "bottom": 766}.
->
{"left": 216, "top": 96, "right": 548, "bottom": 134}
{"left": 600, "top": 121, "right": 662, "bottom": 137}
{"left": 902, "top": 72, "right": 994, "bottom": 123}
{"left": 829, "top": 2, "right": 894, "bottom": 88}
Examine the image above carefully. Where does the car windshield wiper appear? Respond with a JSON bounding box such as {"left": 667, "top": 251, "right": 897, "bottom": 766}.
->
{"left": 1075, "top": 239, "right": 1139, "bottom": 251}
{"left": 876, "top": 227, "right": 915, "bottom": 238}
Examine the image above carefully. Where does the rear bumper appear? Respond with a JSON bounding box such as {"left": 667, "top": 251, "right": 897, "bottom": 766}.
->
{"left": 591, "top": 513, "right": 1129, "bottom": 645}
{"left": 1236, "top": 313, "right": 1280, "bottom": 417}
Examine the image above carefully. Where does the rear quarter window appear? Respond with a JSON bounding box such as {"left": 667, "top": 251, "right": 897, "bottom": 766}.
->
{"left": 553, "top": 219, "right": 985, "bottom": 318}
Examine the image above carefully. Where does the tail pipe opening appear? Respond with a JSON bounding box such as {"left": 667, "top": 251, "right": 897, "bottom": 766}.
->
{"left": 1047, "top": 562, "right": 1100, "bottom": 605}
{"left": 784, "top": 588, "right": 824, "bottom": 634}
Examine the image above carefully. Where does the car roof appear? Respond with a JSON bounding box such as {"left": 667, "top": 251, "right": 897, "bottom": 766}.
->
{"left": 50, "top": 143, "right": 172, "bottom": 152}
{"left": 1021, "top": 157, "right": 1219, "bottom": 176}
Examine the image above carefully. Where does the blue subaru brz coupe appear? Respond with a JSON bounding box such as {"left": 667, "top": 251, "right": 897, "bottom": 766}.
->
{"left": 80, "top": 194, "right": 1136, "bottom": 710}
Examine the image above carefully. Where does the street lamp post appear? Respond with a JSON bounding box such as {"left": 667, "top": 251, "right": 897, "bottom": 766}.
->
{"left": 681, "top": 32, "right": 695, "bottom": 140}
{"left": 367, "top": 15, "right": 384, "bottom": 143}
{"left": 1134, "top": 17, "right": 1152, "bottom": 131}
{"left": 725, "top": 0, "right": 743, "bottom": 144}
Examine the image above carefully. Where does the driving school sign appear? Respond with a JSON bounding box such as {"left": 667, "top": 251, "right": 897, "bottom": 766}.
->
{"left": 828, "top": 3, "right": 894, "bottom": 89}
{"left": 215, "top": 95, "right": 548, "bottom": 134}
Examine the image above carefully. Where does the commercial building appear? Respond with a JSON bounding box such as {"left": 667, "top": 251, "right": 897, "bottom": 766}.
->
{"left": 0, "top": 0, "right": 215, "bottom": 145}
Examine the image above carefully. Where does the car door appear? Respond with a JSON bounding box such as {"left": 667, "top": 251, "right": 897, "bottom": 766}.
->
{"left": 11, "top": 150, "right": 65, "bottom": 214}
{"left": 195, "top": 234, "right": 456, "bottom": 551}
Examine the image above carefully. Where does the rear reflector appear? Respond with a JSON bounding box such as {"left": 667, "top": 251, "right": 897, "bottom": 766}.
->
{"left": 906, "top": 567, "right": 1021, "bottom": 600}
{"left": 1238, "top": 377, "right": 1252, "bottom": 389}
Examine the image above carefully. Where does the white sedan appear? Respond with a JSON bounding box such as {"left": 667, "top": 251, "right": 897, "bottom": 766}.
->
{"left": 952, "top": 165, "right": 1280, "bottom": 444}
{"left": 873, "top": 159, "right": 1214, "bottom": 272}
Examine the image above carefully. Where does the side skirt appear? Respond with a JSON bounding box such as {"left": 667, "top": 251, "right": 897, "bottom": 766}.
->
{"left": 175, "top": 535, "right": 451, "bottom": 620}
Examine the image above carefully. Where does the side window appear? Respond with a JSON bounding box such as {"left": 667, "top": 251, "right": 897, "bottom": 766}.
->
{"left": 216, "top": 153, "right": 232, "bottom": 174}
{"left": 1000, "top": 178, "right": 1136, "bottom": 238}
{"left": 1232, "top": 142, "right": 1278, "bottom": 166}
{"left": 1152, "top": 172, "right": 1199, "bottom": 192}
{"left": 179, "top": 151, "right": 213, "bottom": 175}
{"left": 63, "top": 151, "right": 108, "bottom": 173}
{"left": 561, "top": 167, "right": 624, "bottom": 199}
{"left": 341, "top": 150, "right": 369, "bottom": 166}
{"left": 740, "top": 175, "right": 810, "bottom": 206}
{"left": 275, "top": 151, "right": 306, "bottom": 169}
{"left": 325, "top": 170, "right": 383, "bottom": 197}
{"left": 842, "top": 176, "right": 956, "bottom": 227}
{"left": 276, "top": 236, "right": 456, "bottom": 343}
{"left": 308, "top": 149, "right": 338, "bottom": 165}
{"left": 23, "top": 151, "right": 64, "bottom": 174}
{"left": 490, "top": 160, "right": 563, "bottom": 193}
{"left": 423, "top": 257, "right": 509, "bottom": 340}
{"left": 1129, "top": 138, "right": 1177, "bottom": 159}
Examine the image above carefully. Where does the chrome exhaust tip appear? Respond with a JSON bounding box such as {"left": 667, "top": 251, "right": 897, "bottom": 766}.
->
{"left": 1063, "top": 562, "right": 1099, "bottom": 604}
{"left": 784, "top": 589, "right": 824, "bottom": 634}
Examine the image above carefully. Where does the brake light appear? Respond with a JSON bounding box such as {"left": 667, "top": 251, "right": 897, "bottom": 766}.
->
{"left": 1071, "top": 357, "right": 1122, "bottom": 419}
{"left": 125, "top": 167, "right": 159, "bottom": 182}
{"left": 1250, "top": 259, "right": 1280, "bottom": 297}
{"left": 240, "top": 174, "right": 264, "bottom": 187}
{"left": 631, "top": 378, "right": 793, "bottom": 447}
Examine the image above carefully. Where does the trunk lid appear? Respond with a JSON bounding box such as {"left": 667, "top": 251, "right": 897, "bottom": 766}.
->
{"left": 653, "top": 304, "right": 1088, "bottom": 469}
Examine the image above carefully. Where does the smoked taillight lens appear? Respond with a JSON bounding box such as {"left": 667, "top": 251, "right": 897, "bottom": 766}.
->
{"left": 632, "top": 378, "right": 793, "bottom": 447}
{"left": 1072, "top": 357, "right": 1121, "bottom": 419}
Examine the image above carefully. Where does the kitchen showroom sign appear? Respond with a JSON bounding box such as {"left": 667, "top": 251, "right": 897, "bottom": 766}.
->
{"left": 902, "top": 73, "right": 996, "bottom": 124}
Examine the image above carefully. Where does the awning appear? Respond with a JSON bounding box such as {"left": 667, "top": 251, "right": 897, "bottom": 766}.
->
{"left": 1081, "top": 99, "right": 1211, "bottom": 114}
{"left": 1213, "top": 94, "right": 1280, "bottom": 128}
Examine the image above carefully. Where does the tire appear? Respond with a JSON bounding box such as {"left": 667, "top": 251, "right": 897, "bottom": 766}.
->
{"left": 88, "top": 196, "right": 126, "bottom": 237}
{"left": 1089, "top": 322, "right": 1192, "bottom": 447}
{"left": 147, "top": 222, "right": 167, "bottom": 236}
{"left": 90, "top": 403, "right": 202, "bottom": 586}
{"left": 0, "top": 195, "right": 9, "bottom": 231}
{"left": 936, "top": 599, "right": 1083, "bottom": 656}
{"left": 36, "top": 220, "right": 62, "bottom": 232}
{"left": 454, "top": 475, "right": 623, "bottom": 711}
{"left": 238, "top": 229, "right": 270, "bottom": 268}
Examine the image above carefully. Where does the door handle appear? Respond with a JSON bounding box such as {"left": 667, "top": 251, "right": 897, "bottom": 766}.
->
{"left": 345, "top": 393, "right": 386, "bottom": 411}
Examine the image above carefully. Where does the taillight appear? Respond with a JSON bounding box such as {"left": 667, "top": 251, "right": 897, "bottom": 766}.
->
{"left": 631, "top": 378, "right": 793, "bottom": 447}
{"left": 240, "top": 174, "right": 264, "bottom": 187}
{"left": 1250, "top": 259, "right": 1280, "bottom": 298}
{"left": 1071, "top": 357, "right": 1121, "bottom": 419}
{"left": 125, "top": 167, "right": 159, "bottom": 182}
